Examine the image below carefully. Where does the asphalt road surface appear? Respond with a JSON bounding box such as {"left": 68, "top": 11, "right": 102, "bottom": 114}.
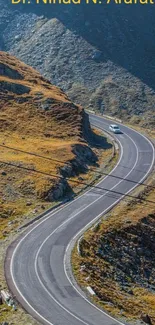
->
{"left": 6, "top": 115, "right": 155, "bottom": 325}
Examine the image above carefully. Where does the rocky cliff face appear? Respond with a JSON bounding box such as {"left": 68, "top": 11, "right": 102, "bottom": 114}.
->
{"left": 80, "top": 213, "right": 155, "bottom": 294}
{"left": 0, "top": 51, "right": 100, "bottom": 205}
{"left": 97, "top": 214, "right": 155, "bottom": 290}
{"left": 0, "top": 1, "right": 155, "bottom": 128}
{"left": 74, "top": 204, "right": 155, "bottom": 322}
{"left": 0, "top": 51, "right": 113, "bottom": 242}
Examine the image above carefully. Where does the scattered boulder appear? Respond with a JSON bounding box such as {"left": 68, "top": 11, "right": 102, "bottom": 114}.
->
{"left": 1, "top": 171, "right": 7, "bottom": 176}
{"left": 39, "top": 98, "right": 54, "bottom": 111}
{"left": 1, "top": 290, "right": 11, "bottom": 304}
{"left": 14, "top": 34, "right": 21, "bottom": 41}
{"left": 8, "top": 221, "right": 13, "bottom": 226}
{"left": 60, "top": 164, "right": 73, "bottom": 178}
{"left": 26, "top": 201, "right": 32, "bottom": 206}
{"left": 141, "top": 314, "right": 152, "bottom": 325}
{"left": 91, "top": 50, "right": 102, "bottom": 60}
{"left": 47, "top": 179, "right": 73, "bottom": 201}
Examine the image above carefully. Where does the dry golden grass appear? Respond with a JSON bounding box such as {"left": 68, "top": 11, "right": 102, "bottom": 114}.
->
{"left": 0, "top": 133, "right": 114, "bottom": 237}
{"left": 0, "top": 51, "right": 86, "bottom": 237}
{"left": 0, "top": 52, "right": 116, "bottom": 324}
{"left": 0, "top": 52, "right": 70, "bottom": 102}
{"left": 0, "top": 129, "right": 79, "bottom": 239}
{"left": 0, "top": 52, "right": 115, "bottom": 241}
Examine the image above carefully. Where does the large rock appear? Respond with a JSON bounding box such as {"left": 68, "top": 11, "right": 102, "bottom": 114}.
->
{"left": 0, "top": 62, "right": 23, "bottom": 79}
{"left": 47, "top": 179, "right": 73, "bottom": 201}
{"left": 0, "top": 80, "right": 30, "bottom": 95}
{"left": 141, "top": 314, "right": 152, "bottom": 325}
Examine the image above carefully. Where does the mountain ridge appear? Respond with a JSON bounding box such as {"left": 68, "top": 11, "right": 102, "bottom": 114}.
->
{"left": 0, "top": 1, "right": 155, "bottom": 128}
{"left": 0, "top": 51, "right": 109, "bottom": 224}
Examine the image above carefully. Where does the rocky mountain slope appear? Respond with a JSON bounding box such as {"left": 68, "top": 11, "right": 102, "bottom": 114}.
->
{"left": 73, "top": 182, "right": 155, "bottom": 323}
{"left": 0, "top": 1, "right": 155, "bottom": 127}
{"left": 0, "top": 51, "right": 113, "bottom": 237}
{"left": 0, "top": 51, "right": 86, "bottom": 140}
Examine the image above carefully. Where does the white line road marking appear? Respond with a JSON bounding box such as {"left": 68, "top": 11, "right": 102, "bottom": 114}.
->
{"left": 34, "top": 129, "right": 139, "bottom": 325}
{"left": 10, "top": 117, "right": 155, "bottom": 325}
{"left": 139, "top": 151, "right": 152, "bottom": 153}
{"left": 10, "top": 127, "right": 124, "bottom": 325}
{"left": 64, "top": 116, "right": 154, "bottom": 325}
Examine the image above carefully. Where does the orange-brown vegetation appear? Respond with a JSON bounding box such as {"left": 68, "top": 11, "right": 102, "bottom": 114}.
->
{"left": 0, "top": 51, "right": 113, "bottom": 239}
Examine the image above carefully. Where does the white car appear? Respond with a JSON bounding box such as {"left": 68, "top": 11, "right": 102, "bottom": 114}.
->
{"left": 109, "top": 124, "right": 121, "bottom": 134}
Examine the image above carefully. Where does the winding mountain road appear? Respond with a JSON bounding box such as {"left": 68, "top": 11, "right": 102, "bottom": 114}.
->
{"left": 5, "top": 115, "right": 154, "bottom": 325}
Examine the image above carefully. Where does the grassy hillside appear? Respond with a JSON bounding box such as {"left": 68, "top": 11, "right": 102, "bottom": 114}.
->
{"left": 0, "top": 51, "right": 114, "bottom": 237}
{"left": 0, "top": 51, "right": 115, "bottom": 324}
{"left": 72, "top": 175, "right": 155, "bottom": 324}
